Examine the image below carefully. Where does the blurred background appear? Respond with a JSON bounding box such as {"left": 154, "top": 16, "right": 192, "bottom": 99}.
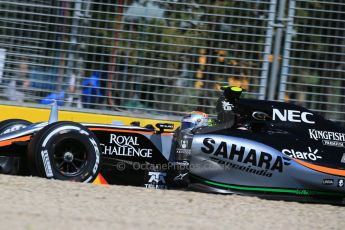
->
{"left": 0, "top": 0, "right": 344, "bottom": 122}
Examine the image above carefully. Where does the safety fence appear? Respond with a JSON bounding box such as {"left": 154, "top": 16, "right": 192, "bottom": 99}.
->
{"left": 0, "top": 0, "right": 344, "bottom": 123}
{"left": 279, "top": 0, "right": 345, "bottom": 123}
{"left": 0, "top": 0, "right": 275, "bottom": 118}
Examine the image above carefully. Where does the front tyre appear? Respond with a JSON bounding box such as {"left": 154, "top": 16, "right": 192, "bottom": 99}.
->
{"left": 27, "top": 121, "right": 101, "bottom": 183}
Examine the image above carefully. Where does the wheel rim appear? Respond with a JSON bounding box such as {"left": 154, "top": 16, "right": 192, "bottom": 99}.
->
{"left": 53, "top": 138, "right": 88, "bottom": 177}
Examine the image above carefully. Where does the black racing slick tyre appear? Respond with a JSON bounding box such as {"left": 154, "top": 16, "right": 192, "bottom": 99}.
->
{"left": 0, "top": 119, "right": 32, "bottom": 175}
{"left": 0, "top": 119, "right": 32, "bottom": 135}
{"left": 27, "top": 121, "right": 101, "bottom": 183}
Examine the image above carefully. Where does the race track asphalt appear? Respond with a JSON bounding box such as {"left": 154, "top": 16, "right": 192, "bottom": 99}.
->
{"left": 0, "top": 174, "right": 343, "bottom": 230}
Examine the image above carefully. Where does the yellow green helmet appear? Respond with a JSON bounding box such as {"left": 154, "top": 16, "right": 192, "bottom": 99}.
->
{"left": 221, "top": 86, "right": 243, "bottom": 100}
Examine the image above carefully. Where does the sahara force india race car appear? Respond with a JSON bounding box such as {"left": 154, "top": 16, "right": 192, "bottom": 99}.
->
{"left": 1, "top": 87, "right": 345, "bottom": 204}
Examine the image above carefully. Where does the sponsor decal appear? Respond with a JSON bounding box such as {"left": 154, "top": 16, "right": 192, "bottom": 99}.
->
{"left": 156, "top": 123, "right": 174, "bottom": 130}
{"left": 272, "top": 109, "right": 315, "bottom": 124}
{"left": 89, "top": 137, "right": 100, "bottom": 174}
{"left": 176, "top": 135, "right": 192, "bottom": 155}
{"left": 173, "top": 173, "right": 188, "bottom": 182}
{"left": 322, "top": 179, "right": 334, "bottom": 185}
{"left": 148, "top": 172, "right": 166, "bottom": 183}
{"left": 1, "top": 124, "right": 27, "bottom": 135}
{"left": 101, "top": 134, "right": 153, "bottom": 158}
{"left": 201, "top": 138, "right": 290, "bottom": 177}
{"left": 181, "top": 139, "right": 188, "bottom": 149}
{"left": 145, "top": 172, "right": 167, "bottom": 189}
{"left": 41, "top": 150, "right": 53, "bottom": 178}
{"left": 322, "top": 140, "right": 344, "bottom": 148}
{"left": 309, "top": 129, "right": 345, "bottom": 148}
{"left": 222, "top": 101, "right": 233, "bottom": 111}
{"left": 309, "top": 129, "right": 345, "bottom": 141}
{"left": 282, "top": 147, "right": 322, "bottom": 161}
{"left": 210, "top": 157, "right": 274, "bottom": 177}
{"left": 338, "top": 179, "right": 344, "bottom": 187}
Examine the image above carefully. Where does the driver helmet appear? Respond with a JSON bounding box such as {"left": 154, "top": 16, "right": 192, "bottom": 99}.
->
{"left": 181, "top": 111, "right": 209, "bottom": 130}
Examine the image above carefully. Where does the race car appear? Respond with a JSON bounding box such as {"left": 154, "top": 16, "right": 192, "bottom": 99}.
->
{"left": 0, "top": 86, "right": 345, "bottom": 204}
{"left": 0, "top": 102, "right": 176, "bottom": 185}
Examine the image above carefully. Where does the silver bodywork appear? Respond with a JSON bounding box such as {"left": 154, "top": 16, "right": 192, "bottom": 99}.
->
{"left": 190, "top": 134, "right": 345, "bottom": 195}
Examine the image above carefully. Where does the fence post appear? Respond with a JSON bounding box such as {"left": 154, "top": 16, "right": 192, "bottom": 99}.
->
{"left": 268, "top": 0, "right": 287, "bottom": 101}
{"left": 279, "top": 0, "right": 296, "bottom": 101}
{"left": 259, "top": 0, "right": 277, "bottom": 100}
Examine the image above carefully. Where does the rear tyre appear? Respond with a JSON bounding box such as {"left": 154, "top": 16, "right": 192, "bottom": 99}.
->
{"left": 27, "top": 121, "right": 101, "bottom": 183}
{"left": 0, "top": 119, "right": 32, "bottom": 174}
{"left": 0, "top": 119, "right": 32, "bottom": 135}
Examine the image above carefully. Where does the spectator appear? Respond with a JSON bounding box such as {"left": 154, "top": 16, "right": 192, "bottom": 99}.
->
{"left": 82, "top": 71, "right": 102, "bottom": 109}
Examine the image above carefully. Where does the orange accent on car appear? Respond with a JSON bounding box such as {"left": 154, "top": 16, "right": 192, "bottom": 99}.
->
{"left": 0, "top": 135, "right": 31, "bottom": 147}
{"left": 92, "top": 173, "right": 109, "bottom": 185}
{"left": 294, "top": 158, "right": 345, "bottom": 177}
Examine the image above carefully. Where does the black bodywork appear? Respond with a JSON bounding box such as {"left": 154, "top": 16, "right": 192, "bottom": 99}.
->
{"left": 0, "top": 98, "right": 345, "bottom": 204}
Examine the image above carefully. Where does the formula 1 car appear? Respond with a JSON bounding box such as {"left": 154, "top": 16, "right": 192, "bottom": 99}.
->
{"left": 0, "top": 87, "right": 345, "bottom": 204}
